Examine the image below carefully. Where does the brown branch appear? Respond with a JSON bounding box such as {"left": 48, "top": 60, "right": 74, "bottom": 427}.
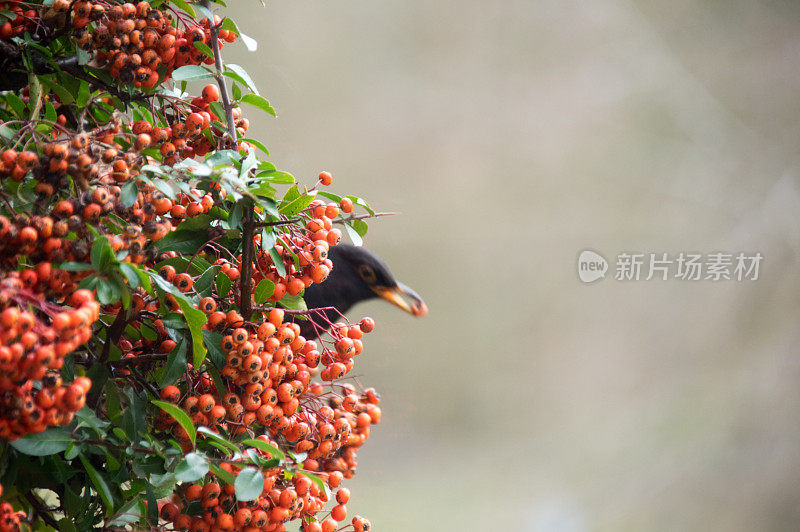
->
{"left": 25, "top": 492, "right": 60, "bottom": 529}
{"left": 208, "top": 16, "right": 238, "bottom": 148}
{"left": 240, "top": 207, "right": 255, "bottom": 321}
{"left": 252, "top": 217, "right": 300, "bottom": 228}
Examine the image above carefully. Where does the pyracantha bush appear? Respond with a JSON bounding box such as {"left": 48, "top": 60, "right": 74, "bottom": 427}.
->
{"left": 0, "top": 1, "right": 384, "bottom": 530}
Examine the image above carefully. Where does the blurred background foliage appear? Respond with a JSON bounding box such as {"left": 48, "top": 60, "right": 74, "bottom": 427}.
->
{"left": 227, "top": 1, "right": 800, "bottom": 530}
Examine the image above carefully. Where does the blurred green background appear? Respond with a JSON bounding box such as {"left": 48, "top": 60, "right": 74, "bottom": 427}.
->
{"left": 227, "top": 1, "right": 800, "bottom": 530}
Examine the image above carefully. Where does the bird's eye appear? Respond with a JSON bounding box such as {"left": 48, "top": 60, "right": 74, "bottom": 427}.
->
{"left": 358, "top": 264, "right": 377, "bottom": 284}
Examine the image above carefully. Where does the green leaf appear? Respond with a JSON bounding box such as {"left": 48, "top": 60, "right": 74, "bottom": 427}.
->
{"left": 257, "top": 171, "right": 294, "bottom": 185}
{"left": 253, "top": 279, "right": 275, "bottom": 304}
{"left": 301, "top": 470, "right": 332, "bottom": 502}
{"left": 197, "top": 427, "right": 239, "bottom": 455}
{"left": 240, "top": 94, "right": 275, "bottom": 117}
{"left": 4, "top": 93, "right": 25, "bottom": 118}
{"left": 224, "top": 64, "right": 259, "bottom": 95}
{"left": 193, "top": 40, "right": 213, "bottom": 58}
{"left": 79, "top": 454, "right": 115, "bottom": 516}
{"left": 10, "top": 427, "right": 72, "bottom": 456}
{"left": 216, "top": 271, "right": 231, "bottom": 297}
{"left": 59, "top": 262, "right": 93, "bottom": 272}
{"left": 39, "top": 76, "right": 75, "bottom": 105}
{"left": 234, "top": 467, "right": 264, "bottom": 501}
{"left": 175, "top": 452, "right": 209, "bottom": 482}
{"left": 209, "top": 463, "right": 236, "bottom": 486}
{"left": 90, "top": 235, "right": 116, "bottom": 273}
{"left": 75, "top": 407, "right": 110, "bottom": 433}
{"left": 171, "top": 65, "right": 212, "bottom": 82}
{"left": 269, "top": 247, "right": 286, "bottom": 278}
{"left": 118, "top": 263, "right": 141, "bottom": 289}
{"left": 170, "top": 0, "right": 195, "bottom": 17}
{"left": 152, "top": 400, "right": 196, "bottom": 447}
{"left": 279, "top": 185, "right": 316, "bottom": 216}
{"left": 239, "top": 32, "right": 258, "bottom": 52}
{"left": 279, "top": 293, "right": 307, "bottom": 311}
{"left": 208, "top": 101, "right": 225, "bottom": 124}
{"left": 194, "top": 265, "right": 221, "bottom": 297}
{"left": 241, "top": 438, "right": 285, "bottom": 460}
{"left": 96, "top": 277, "right": 120, "bottom": 305}
{"left": 344, "top": 222, "right": 363, "bottom": 246}
{"left": 240, "top": 137, "right": 269, "bottom": 155}
{"left": 351, "top": 195, "right": 375, "bottom": 215}
{"left": 158, "top": 339, "right": 187, "bottom": 387}
{"left": 58, "top": 517, "right": 78, "bottom": 532}
{"left": 108, "top": 497, "right": 143, "bottom": 526}
{"left": 44, "top": 99, "right": 57, "bottom": 122}
{"left": 120, "top": 180, "right": 138, "bottom": 207}
{"left": 76, "top": 80, "right": 90, "bottom": 107}
{"left": 351, "top": 218, "right": 369, "bottom": 237}
{"left": 149, "top": 274, "right": 208, "bottom": 367}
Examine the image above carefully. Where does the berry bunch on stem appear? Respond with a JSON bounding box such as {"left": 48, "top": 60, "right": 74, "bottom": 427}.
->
{"left": 0, "top": 1, "right": 389, "bottom": 530}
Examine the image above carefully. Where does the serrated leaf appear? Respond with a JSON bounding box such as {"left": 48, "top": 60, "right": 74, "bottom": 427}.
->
{"left": 152, "top": 400, "right": 196, "bottom": 447}
{"left": 240, "top": 94, "right": 275, "bottom": 117}
{"left": 234, "top": 468, "right": 264, "bottom": 501}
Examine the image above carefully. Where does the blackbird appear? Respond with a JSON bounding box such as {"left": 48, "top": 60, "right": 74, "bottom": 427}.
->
{"left": 297, "top": 244, "right": 427, "bottom": 338}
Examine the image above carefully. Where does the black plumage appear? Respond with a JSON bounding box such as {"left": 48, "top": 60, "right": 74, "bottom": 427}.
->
{"left": 297, "top": 245, "right": 426, "bottom": 338}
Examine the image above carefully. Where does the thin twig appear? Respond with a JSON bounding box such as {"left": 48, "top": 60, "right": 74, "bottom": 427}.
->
{"left": 208, "top": 14, "right": 237, "bottom": 148}
{"left": 332, "top": 212, "right": 398, "bottom": 224}
{"left": 108, "top": 353, "right": 168, "bottom": 367}
{"left": 252, "top": 217, "right": 301, "bottom": 228}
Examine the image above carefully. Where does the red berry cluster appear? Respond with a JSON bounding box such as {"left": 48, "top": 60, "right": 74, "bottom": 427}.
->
{"left": 0, "top": 282, "right": 97, "bottom": 440}
{"left": 0, "top": 0, "right": 37, "bottom": 40}
{"left": 148, "top": 307, "right": 378, "bottom": 531}
{"left": 64, "top": 1, "right": 236, "bottom": 88}
{"left": 0, "top": 482, "right": 26, "bottom": 532}
{"left": 160, "top": 460, "right": 370, "bottom": 532}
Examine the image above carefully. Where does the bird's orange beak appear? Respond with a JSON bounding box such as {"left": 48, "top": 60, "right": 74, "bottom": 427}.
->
{"left": 371, "top": 282, "right": 428, "bottom": 317}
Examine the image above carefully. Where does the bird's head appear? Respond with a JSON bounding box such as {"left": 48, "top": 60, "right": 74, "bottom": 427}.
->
{"left": 326, "top": 245, "right": 428, "bottom": 316}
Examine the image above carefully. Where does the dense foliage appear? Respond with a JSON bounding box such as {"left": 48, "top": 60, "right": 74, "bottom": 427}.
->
{"left": 0, "top": 1, "right": 382, "bottom": 530}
